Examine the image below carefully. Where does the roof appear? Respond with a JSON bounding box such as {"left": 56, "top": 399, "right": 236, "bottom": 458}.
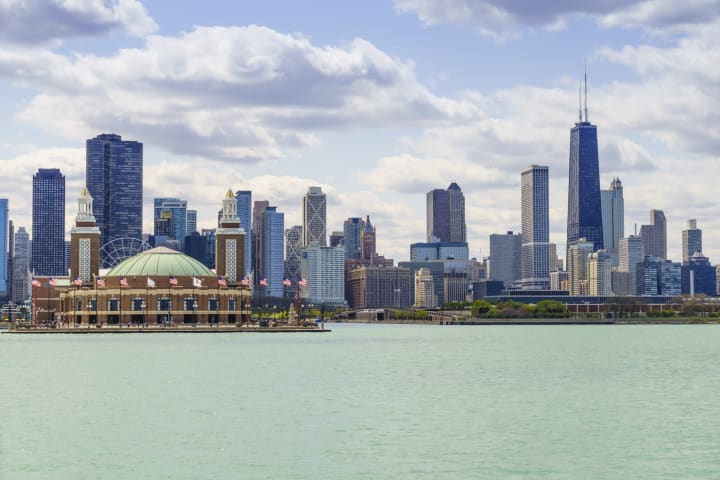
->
{"left": 107, "top": 246, "right": 215, "bottom": 277}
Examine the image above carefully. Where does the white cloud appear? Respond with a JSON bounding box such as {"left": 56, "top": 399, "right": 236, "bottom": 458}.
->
{"left": 0, "top": 0, "right": 157, "bottom": 44}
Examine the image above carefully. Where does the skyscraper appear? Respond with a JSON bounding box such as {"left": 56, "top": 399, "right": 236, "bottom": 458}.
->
{"left": 619, "top": 235, "right": 644, "bottom": 295}
{"left": 343, "top": 217, "right": 364, "bottom": 260}
{"left": 600, "top": 177, "right": 624, "bottom": 264}
{"left": 153, "top": 197, "right": 187, "bottom": 250}
{"left": 263, "top": 206, "right": 285, "bottom": 297}
{"left": 682, "top": 219, "right": 702, "bottom": 264}
{"left": 567, "top": 238, "right": 594, "bottom": 295}
{"left": 252, "top": 200, "right": 270, "bottom": 285}
{"left": 520, "top": 165, "right": 550, "bottom": 290}
{"left": 426, "top": 183, "right": 466, "bottom": 243}
{"left": 488, "top": 231, "right": 521, "bottom": 289}
{"left": 235, "top": 190, "right": 252, "bottom": 277}
{"left": 567, "top": 75, "right": 603, "bottom": 252}
{"left": 86, "top": 133, "right": 143, "bottom": 251}
{"left": 587, "top": 250, "right": 612, "bottom": 296}
{"left": 0, "top": 200, "right": 7, "bottom": 295}
{"left": 32, "top": 169, "right": 65, "bottom": 276}
{"left": 361, "top": 215, "right": 376, "bottom": 261}
{"left": 302, "top": 186, "right": 326, "bottom": 246}
{"left": 639, "top": 209, "right": 667, "bottom": 259}
{"left": 300, "top": 244, "right": 346, "bottom": 306}
{"left": 186, "top": 210, "right": 197, "bottom": 235}
{"left": 12, "top": 226, "right": 30, "bottom": 304}
{"left": 284, "top": 225, "right": 303, "bottom": 298}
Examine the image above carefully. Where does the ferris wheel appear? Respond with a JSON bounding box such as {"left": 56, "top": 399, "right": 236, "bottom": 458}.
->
{"left": 100, "top": 237, "right": 152, "bottom": 269}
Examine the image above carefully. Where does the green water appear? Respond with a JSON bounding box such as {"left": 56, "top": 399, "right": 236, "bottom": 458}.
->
{"left": 2, "top": 324, "right": 720, "bottom": 479}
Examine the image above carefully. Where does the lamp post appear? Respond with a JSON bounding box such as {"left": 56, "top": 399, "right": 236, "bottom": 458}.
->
{"left": 141, "top": 299, "right": 146, "bottom": 327}
{"left": 193, "top": 299, "right": 198, "bottom": 325}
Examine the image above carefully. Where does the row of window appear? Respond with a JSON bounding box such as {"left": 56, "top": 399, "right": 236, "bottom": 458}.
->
{"left": 73, "top": 297, "right": 244, "bottom": 312}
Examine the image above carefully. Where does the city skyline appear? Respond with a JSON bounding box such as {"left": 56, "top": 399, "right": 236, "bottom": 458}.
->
{"left": 0, "top": 1, "right": 717, "bottom": 264}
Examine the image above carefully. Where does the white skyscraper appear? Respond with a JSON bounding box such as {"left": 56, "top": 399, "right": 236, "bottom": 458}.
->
{"left": 520, "top": 165, "right": 550, "bottom": 290}
{"left": 619, "top": 235, "right": 644, "bottom": 295}
{"left": 567, "top": 238, "right": 594, "bottom": 295}
{"left": 600, "top": 177, "right": 624, "bottom": 265}
{"left": 300, "top": 244, "right": 345, "bottom": 305}
{"left": 588, "top": 250, "right": 613, "bottom": 296}
{"left": 302, "top": 186, "right": 327, "bottom": 247}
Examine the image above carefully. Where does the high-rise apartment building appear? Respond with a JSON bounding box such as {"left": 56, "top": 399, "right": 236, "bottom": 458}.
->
{"left": 12, "top": 226, "right": 30, "bottom": 304}
{"left": 302, "top": 186, "right": 326, "bottom": 246}
{"left": 681, "top": 252, "right": 716, "bottom": 297}
{"left": 235, "top": 190, "right": 252, "bottom": 277}
{"left": 343, "top": 217, "right": 364, "bottom": 260}
{"left": 567, "top": 77, "right": 603, "bottom": 252}
{"left": 488, "top": 231, "right": 521, "bottom": 289}
{"left": 300, "top": 244, "right": 346, "bottom": 306}
{"left": 7, "top": 219, "right": 13, "bottom": 301}
{"left": 284, "top": 225, "right": 303, "bottom": 299}
{"left": 153, "top": 197, "right": 187, "bottom": 250}
{"left": 639, "top": 210, "right": 667, "bottom": 259}
{"left": 31, "top": 169, "right": 65, "bottom": 276}
{"left": 347, "top": 266, "right": 411, "bottom": 308}
{"left": 619, "top": 235, "right": 644, "bottom": 295}
{"left": 601, "top": 177, "right": 624, "bottom": 264}
{"left": 414, "top": 268, "right": 437, "bottom": 308}
{"left": 426, "top": 183, "right": 466, "bottom": 243}
{"left": 0, "top": 199, "right": 7, "bottom": 295}
{"left": 186, "top": 210, "right": 197, "bottom": 235}
{"left": 263, "top": 206, "right": 284, "bottom": 298}
{"left": 682, "top": 219, "right": 702, "bottom": 264}
{"left": 587, "top": 250, "right": 612, "bottom": 296}
{"left": 252, "top": 200, "right": 270, "bottom": 285}
{"left": 86, "top": 134, "right": 143, "bottom": 252}
{"left": 567, "top": 238, "right": 594, "bottom": 295}
{"left": 520, "top": 165, "right": 550, "bottom": 290}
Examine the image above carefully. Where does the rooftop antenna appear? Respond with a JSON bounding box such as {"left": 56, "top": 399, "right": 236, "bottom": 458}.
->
{"left": 578, "top": 81, "right": 582, "bottom": 123}
{"left": 584, "top": 58, "right": 588, "bottom": 123}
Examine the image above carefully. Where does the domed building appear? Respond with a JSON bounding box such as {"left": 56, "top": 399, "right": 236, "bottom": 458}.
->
{"left": 54, "top": 188, "right": 250, "bottom": 326}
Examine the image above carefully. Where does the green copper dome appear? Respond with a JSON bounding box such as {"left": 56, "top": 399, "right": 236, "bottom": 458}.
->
{"left": 107, "top": 246, "right": 214, "bottom": 277}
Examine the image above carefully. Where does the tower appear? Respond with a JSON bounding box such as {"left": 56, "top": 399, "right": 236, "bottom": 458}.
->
{"left": 567, "top": 71, "right": 604, "bottom": 252}
{"left": 600, "top": 177, "right": 624, "bottom": 264}
{"left": 682, "top": 219, "right": 702, "bottom": 264}
{"left": 361, "top": 215, "right": 376, "bottom": 261}
{"left": 488, "top": 231, "right": 522, "bottom": 289}
{"left": 284, "top": 225, "right": 303, "bottom": 298}
{"left": 520, "top": 165, "right": 550, "bottom": 290}
{"left": 86, "top": 133, "right": 143, "bottom": 251}
{"left": 12, "top": 226, "right": 30, "bottom": 304}
{"left": 619, "top": 235, "right": 644, "bottom": 295}
{"left": 31, "top": 169, "right": 65, "bottom": 276}
{"left": 70, "top": 188, "right": 101, "bottom": 284}
{"left": 426, "top": 183, "right": 466, "bottom": 243}
{"left": 639, "top": 210, "right": 667, "bottom": 259}
{"left": 252, "top": 200, "right": 270, "bottom": 285}
{"left": 235, "top": 190, "right": 252, "bottom": 277}
{"left": 263, "top": 206, "right": 284, "bottom": 297}
{"left": 215, "top": 189, "right": 245, "bottom": 284}
{"left": 302, "top": 186, "right": 326, "bottom": 246}
{"left": 343, "top": 217, "right": 364, "bottom": 260}
{"left": 0, "top": 199, "right": 7, "bottom": 295}
{"left": 153, "top": 197, "right": 188, "bottom": 250}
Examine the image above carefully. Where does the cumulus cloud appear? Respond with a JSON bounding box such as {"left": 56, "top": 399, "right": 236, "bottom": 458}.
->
{"left": 0, "top": 25, "right": 475, "bottom": 163}
{"left": 394, "top": 0, "right": 720, "bottom": 38}
{"left": 0, "top": 0, "right": 157, "bottom": 44}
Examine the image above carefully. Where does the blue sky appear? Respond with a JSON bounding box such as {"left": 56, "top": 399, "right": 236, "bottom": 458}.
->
{"left": 0, "top": 0, "right": 718, "bottom": 263}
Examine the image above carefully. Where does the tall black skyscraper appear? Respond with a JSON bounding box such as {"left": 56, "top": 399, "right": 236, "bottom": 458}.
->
{"left": 426, "top": 182, "right": 466, "bottom": 243}
{"left": 86, "top": 133, "right": 143, "bottom": 251}
{"left": 567, "top": 72, "right": 603, "bottom": 251}
{"left": 31, "top": 168, "right": 65, "bottom": 276}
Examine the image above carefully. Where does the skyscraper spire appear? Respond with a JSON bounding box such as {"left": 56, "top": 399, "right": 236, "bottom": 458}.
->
{"left": 584, "top": 59, "right": 589, "bottom": 123}
{"left": 578, "top": 81, "right": 582, "bottom": 123}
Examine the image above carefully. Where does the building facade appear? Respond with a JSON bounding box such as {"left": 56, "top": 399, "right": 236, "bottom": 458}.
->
{"left": 600, "top": 177, "right": 624, "bottom": 264}
{"left": 567, "top": 238, "right": 594, "bottom": 295}
{"left": 69, "top": 188, "right": 101, "bottom": 285}
{"left": 12, "top": 226, "right": 30, "bottom": 304}
{"left": 153, "top": 197, "right": 188, "bottom": 250}
{"left": 215, "top": 190, "right": 245, "bottom": 285}
{"left": 410, "top": 242, "right": 469, "bottom": 262}
{"left": 682, "top": 219, "right": 702, "bottom": 264}
{"left": 300, "top": 244, "right": 345, "bottom": 306}
{"left": 235, "top": 190, "right": 252, "bottom": 277}
{"left": 31, "top": 169, "right": 65, "bottom": 276}
{"left": 86, "top": 133, "right": 143, "bottom": 254}
{"left": 284, "top": 225, "right": 303, "bottom": 299}
{"left": 681, "top": 252, "right": 716, "bottom": 297}
{"left": 488, "top": 231, "right": 521, "bottom": 289}
{"left": 263, "top": 206, "right": 284, "bottom": 298}
{"left": 426, "top": 183, "right": 466, "bottom": 243}
{"left": 587, "top": 250, "right": 612, "bottom": 296}
{"left": 343, "top": 217, "right": 364, "bottom": 260}
{"left": 302, "top": 186, "right": 327, "bottom": 247}
{"left": 347, "top": 266, "right": 411, "bottom": 308}
{"left": 0, "top": 199, "right": 7, "bottom": 296}
{"left": 639, "top": 210, "right": 667, "bottom": 259}
{"left": 619, "top": 235, "right": 644, "bottom": 295}
{"left": 414, "top": 268, "right": 437, "bottom": 308}
{"left": 521, "top": 165, "right": 550, "bottom": 289}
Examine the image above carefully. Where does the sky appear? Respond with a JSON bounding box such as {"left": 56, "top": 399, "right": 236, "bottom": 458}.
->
{"left": 0, "top": 0, "right": 718, "bottom": 264}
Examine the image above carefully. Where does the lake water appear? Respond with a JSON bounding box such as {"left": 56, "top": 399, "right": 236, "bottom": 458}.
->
{"left": 2, "top": 324, "right": 720, "bottom": 479}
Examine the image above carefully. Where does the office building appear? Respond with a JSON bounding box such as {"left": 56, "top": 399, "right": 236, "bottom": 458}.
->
{"left": 444, "top": 260, "right": 470, "bottom": 303}
{"left": 343, "top": 217, "right": 364, "bottom": 260}
{"left": 611, "top": 271, "right": 634, "bottom": 296}
{"left": 235, "top": 190, "right": 252, "bottom": 277}
{"left": 398, "top": 261, "right": 446, "bottom": 306}
{"left": 347, "top": 266, "right": 411, "bottom": 308}
{"left": 567, "top": 238, "right": 594, "bottom": 296}
{"left": 587, "top": 250, "right": 612, "bottom": 296}
{"left": 521, "top": 165, "right": 550, "bottom": 289}
{"left": 300, "top": 244, "right": 346, "bottom": 306}
{"left": 410, "top": 242, "right": 469, "bottom": 262}
{"left": 31, "top": 169, "right": 65, "bottom": 276}
{"left": 639, "top": 210, "right": 667, "bottom": 259}
{"left": 252, "top": 200, "right": 270, "bottom": 285}
{"left": 681, "top": 252, "right": 716, "bottom": 297}
{"left": 488, "top": 231, "right": 521, "bottom": 289}
{"left": 284, "top": 225, "right": 303, "bottom": 299}
{"left": 637, "top": 257, "right": 681, "bottom": 296}
{"left": 361, "top": 216, "right": 376, "bottom": 261}
{"left": 600, "top": 177, "right": 624, "bottom": 264}
{"left": 263, "top": 206, "right": 284, "bottom": 298}
{"left": 426, "top": 182, "right": 466, "bottom": 243}
{"left": 329, "top": 231, "right": 344, "bottom": 248}
{"left": 682, "top": 219, "right": 702, "bottom": 264}
{"left": 549, "top": 270, "right": 569, "bottom": 291}
{"left": 86, "top": 133, "right": 143, "bottom": 252}
{"left": 0, "top": 199, "right": 7, "bottom": 296}
{"left": 414, "top": 268, "right": 437, "bottom": 308}
{"left": 619, "top": 235, "right": 644, "bottom": 295}
{"left": 567, "top": 76, "right": 604, "bottom": 252}
{"left": 153, "top": 197, "right": 188, "bottom": 250}
{"left": 184, "top": 231, "right": 208, "bottom": 267}
{"left": 302, "top": 186, "right": 326, "bottom": 246}
{"left": 186, "top": 210, "right": 197, "bottom": 235}
{"left": 12, "top": 226, "right": 30, "bottom": 304}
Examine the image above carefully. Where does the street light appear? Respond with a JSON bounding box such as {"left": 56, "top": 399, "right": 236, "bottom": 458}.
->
{"left": 193, "top": 299, "right": 198, "bottom": 325}
{"left": 140, "top": 299, "right": 146, "bottom": 326}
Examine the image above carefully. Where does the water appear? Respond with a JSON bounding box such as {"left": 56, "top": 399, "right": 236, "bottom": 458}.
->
{"left": 2, "top": 324, "right": 720, "bottom": 479}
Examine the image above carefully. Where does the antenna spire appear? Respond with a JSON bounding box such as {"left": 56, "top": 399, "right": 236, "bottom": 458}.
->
{"left": 578, "top": 81, "right": 582, "bottom": 123}
{"left": 584, "top": 58, "right": 588, "bottom": 123}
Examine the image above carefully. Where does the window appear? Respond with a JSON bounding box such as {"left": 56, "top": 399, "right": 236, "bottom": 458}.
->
{"left": 87, "top": 298, "right": 97, "bottom": 311}
{"left": 158, "top": 298, "right": 171, "bottom": 311}
{"left": 209, "top": 298, "right": 218, "bottom": 311}
{"left": 228, "top": 297, "right": 236, "bottom": 311}
{"left": 184, "top": 297, "right": 197, "bottom": 311}
{"left": 131, "top": 298, "right": 145, "bottom": 311}
{"left": 108, "top": 298, "right": 119, "bottom": 311}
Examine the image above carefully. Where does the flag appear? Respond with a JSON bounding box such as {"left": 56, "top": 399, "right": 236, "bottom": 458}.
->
{"left": 298, "top": 278, "right": 307, "bottom": 287}
{"left": 218, "top": 276, "right": 227, "bottom": 286}
{"left": 147, "top": 277, "right": 156, "bottom": 288}
{"left": 169, "top": 275, "right": 178, "bottom": 286}
{"left": 31, "top": 276, "right": 41, "bottom": 287}
{"left": 192, "top": 277, "right": 202, "bottom": 288}
{"left": 240, "top": 277, "right": 250, "bottom": 286}
{"left": 73, "top": 277, "right": 83, "bottom": 287}
{"left": 49, "top": 277, "right": 56, "bottom": 287}
{"left": 120, "top": 276, "right": 129, "bottom": 287}
{"left": 97, "top": 277, "right": 105, "bottom": 287}
{"left": 259, "top": 277, "right": 268, "bottom": 287}
{"left": 283, "top": 278, "right": 291, "bottom": 286}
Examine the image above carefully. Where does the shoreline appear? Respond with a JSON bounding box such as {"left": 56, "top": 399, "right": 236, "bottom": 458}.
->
{"left": 334, "top": 318, "right": 720, "bottom": 326}
{"left": 3, "top": 325, "right": 330, "bottom": 334}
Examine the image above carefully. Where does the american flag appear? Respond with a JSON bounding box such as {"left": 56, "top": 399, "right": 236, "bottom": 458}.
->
{"left": 169, "top": 275, "right": 178, "bottom": 286}
{"left": 49, "top": 277, "right": 57, "bottom": 287}
{"left": 298, "top": 278, "right": 307, "bottom": 287}
{"left": 218, "top": 276, "right": 227, "bottom": 286}
{"left": 259, "top": 278, "right": 269, "bottom": 287}
{"left": 240, "top": 277, "right": 250, "bottom": 286}
{"left": 283, "top": 278, "right": 292, "bottom": 286}
{"left": 31, "top": 276, "right": 41, "bottom": 287}
{"left": 97, "top": 277, "right": 106, "bottom": 287}
{"left": 120, "top": 276, "right": 129, "bottom": 287}
{"left": 73, "top": 277, "right": 83, "bottom": 287}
